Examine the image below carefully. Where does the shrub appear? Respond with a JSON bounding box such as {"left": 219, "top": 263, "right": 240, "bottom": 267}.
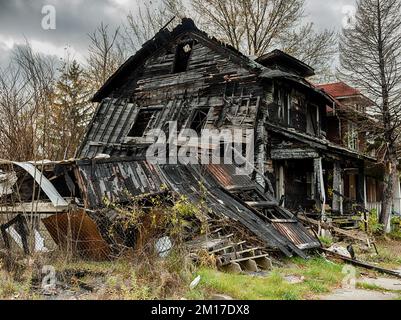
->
{"left": 360, "top": 210, "right": 384, "bottom": 235}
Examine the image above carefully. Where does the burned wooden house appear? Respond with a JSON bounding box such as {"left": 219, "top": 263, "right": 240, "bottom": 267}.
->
{"left": 1, "top": 18, "right": 384, "bottom": 264}
{"left": 317, "top": 82, "right": 401, "bottom": 216}
{"left": 78, "top": 19, "right": 381, "bottom": 215}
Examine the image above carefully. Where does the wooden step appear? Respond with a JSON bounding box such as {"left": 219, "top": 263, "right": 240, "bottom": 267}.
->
{"left": 233, "top": 247, "right": 261, "bottom": 256}
{"left": 228, "top": 253, "right": 271, "bottom": 264}
{"left": 209, "top": 241, "right": 246, "bottom": 254}
{"left": 226, "top": 185, "right": 255, "bottom": 192}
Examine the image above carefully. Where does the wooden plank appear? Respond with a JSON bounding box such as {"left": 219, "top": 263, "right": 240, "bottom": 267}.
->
{"left": 229, "top": 253, "right": 270, "bottom": 264}
{"left": 298, "top": 215, "right": 369, "bottom": 242}
{"left": 323, "top": 248, "right": 401, "bottom": 279}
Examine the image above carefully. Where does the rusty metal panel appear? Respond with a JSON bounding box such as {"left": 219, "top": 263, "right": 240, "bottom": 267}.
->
{"left": 204, "top": 163, "right": 320, "bottom": 252}
{"left": 206, "top": 164, "right": 255, "bottom": 189}
{"left": 272, "top": 221, "right": 320, "bottom": 249}
{"left": 42, "top": 210, "right": 110, "bottom": 260}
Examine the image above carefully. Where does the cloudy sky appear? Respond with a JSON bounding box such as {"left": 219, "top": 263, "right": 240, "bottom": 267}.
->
{"left": 0, "top": 0, "right": 355, "bottom": 68}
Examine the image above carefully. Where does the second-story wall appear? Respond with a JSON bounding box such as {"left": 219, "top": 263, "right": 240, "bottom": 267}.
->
{"left": 78, "top": 31, "right": 266, "bottom": 159}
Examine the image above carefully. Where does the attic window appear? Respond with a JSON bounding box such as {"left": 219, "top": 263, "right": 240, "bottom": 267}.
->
{"left": 190, "top": 107, "right": 210, "bottom": 135}
{"left": 173, "top": 42, "right": 193, "bottom": 73}
{"left": 128, "top": 109, "right": 158, "bottom": 137}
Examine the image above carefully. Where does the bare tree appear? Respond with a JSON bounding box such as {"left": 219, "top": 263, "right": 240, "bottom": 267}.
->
{"left": 121, "top": 0, "right": 184, "bottom": 52}
{"left": 85, "top": 0, "right": 182, "bottom": 93}
{"left": 339, "top": 0, "right": 401, "bottom": 233}
{"left": 279, "top": 23, "right": 338, "bottom": 81}
{"left": 0, "top": 63, "right": 36, "bottom": 161}
{"left": 86, "top": 23, "right": 125, "bottom": 92}
{"left": 13, "top": 43, "right": 57, "bottom": 161}
{"left": 191, "top": 0, "right": 304, "bottom": 56}
{"left": 190, "top": 0, "right": 337, "bottom": 79}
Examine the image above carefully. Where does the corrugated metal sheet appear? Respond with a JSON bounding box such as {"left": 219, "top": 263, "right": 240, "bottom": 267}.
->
{"left": 42, "top": 210, "right": 110, "bottom": 260}
{"left": 157, "top": 163, "right": 299, "bottom": 256}
{"left": 206, "top": 164, "right": 255, "bottom": 189}
{"left": 76, "top": 159, "right": 164, "bottom": 208}
{"left": 205, "top": 163, "right": 319, "bottom": 251}
{"left": 272, "top": 222, "right": 320, "bottom": 250}
{"left": 13, "top": 162, "right": 69, "bottom": 209}
{"left": 75, "top": 158, "right": 319, "bottom": 257}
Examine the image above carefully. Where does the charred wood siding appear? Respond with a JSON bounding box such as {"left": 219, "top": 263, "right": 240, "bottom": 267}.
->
{"left": 75, "top": 159, "right": 164, "bottom": 208}
{"left": 265, "top": 82, "right": 311, "bottom": 135}
{"left": 78, "top": 35, "right": 264, "bottom": 159}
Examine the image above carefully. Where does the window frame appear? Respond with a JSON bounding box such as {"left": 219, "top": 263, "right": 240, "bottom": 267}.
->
{"left": 172, "top": 41, "right": 194, "bottom": 74}
{"left": 126, "top": 107, "right": 161, "bottom": 139}
{"left": 187, "top": 107, "right": 211, "bottom": 135}
{"left": 347, "top": 121, "right": 359, "bottom": 151}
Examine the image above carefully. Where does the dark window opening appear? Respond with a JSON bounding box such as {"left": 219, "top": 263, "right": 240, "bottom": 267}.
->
{"left": 306, "top": 104, "right": 319, "bottom": 136}
{"left": 128, "top": 109, "right": 157, "bottom": 137}
{"left": 173, "top": 42, "right": 193, "bottom": 73}
{"left": 189, "top": 108, "right": 210, "bottom": 135}
{"left": 273, "top": 84, "right": 291, "bottom": 125}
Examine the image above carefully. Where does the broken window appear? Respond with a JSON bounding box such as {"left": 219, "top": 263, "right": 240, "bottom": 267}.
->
{"left": 347, "top": 121, "right": 359, "bottom": 151}
{"left": 189, "top": 107, "right": 210, "bottom": 135}
{"left": 128, "top": 108, "right": 158, "bottom": 138}
{"left": 173, "top": 42, "right": 193, "bottom": 73}
{"left": 353, "top": 103, "right": 366, "bottom": 113}
{"left": 273, "top": 84, "right": 291, "bottom": 125}
{"left": 306, "top": 104, "right": 319, "bottom": 136}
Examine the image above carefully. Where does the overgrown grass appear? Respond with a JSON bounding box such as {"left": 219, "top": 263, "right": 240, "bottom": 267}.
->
{"left": 356, "top": 282, "right": 385, "bottom": 292}
{"left": 358, "top": 239, "right": 401, "bottom": 269}
{"left": 319, "top": 236, "right": 333, "bottom": 248}
{"left": 190, "top": 257, "right": 344, "bottom": 300}
{"left": 0, "top": 261, "right": 33, "bottom": 299}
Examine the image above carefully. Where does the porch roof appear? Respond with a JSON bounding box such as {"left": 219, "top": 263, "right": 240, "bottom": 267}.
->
{"left": 266, "top": 122, "right": 377, "bottom": 163}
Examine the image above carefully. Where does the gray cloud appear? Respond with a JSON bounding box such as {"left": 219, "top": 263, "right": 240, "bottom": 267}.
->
{"left": 0, "top": 0, "right": 356, "bottom": 68}
{"left": 0, "top": 0, "right": 136, "bottom": 52}
{"left": 305, "top": 0, "right": 356, "bottom": 31}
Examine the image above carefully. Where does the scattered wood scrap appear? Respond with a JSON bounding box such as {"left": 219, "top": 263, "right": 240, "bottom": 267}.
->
{"left": 298, "top": 214, "right": 373, "bottom": 244}
{"left": 322, "top": 248, "right": 401, "bottom": 279}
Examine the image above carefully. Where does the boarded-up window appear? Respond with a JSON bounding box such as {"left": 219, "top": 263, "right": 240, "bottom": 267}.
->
{"left": 128, "top": 109, "right": 158, "bottom": 137}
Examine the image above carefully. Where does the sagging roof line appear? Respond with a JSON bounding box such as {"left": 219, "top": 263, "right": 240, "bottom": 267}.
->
{"left": 92, "top": 18, "right": 264, "bottom": 103}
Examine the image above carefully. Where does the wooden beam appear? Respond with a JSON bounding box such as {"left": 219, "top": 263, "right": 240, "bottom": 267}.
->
{"left": 322, "top": 248, "right": 401, "bottom": 279}
{"left": 0, "top": 202, "right": 67, "bottom": 214}
{"left": 332, "top": 161, "right": 342, "bottom": 213}
{"left": 298, "top": 215, "right": 369, "bottom": 243}
{"left": 357, "top": 163, "right": 366, "bottom": 205}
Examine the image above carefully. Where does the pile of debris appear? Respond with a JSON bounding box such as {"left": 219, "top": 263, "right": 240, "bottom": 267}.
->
{"left": 0, "top": 158, "right": 320, "bottom": 264}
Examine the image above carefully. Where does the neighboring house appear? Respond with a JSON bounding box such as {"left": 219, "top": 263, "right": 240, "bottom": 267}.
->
{"left": 318, "top": 81, "right": 401, "bottom": 215}
{"left": 77, "top": 19, "right": 376, "bottom": 217}
{"left": 317, "top": 82, "right": 376, "bottom": 154}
